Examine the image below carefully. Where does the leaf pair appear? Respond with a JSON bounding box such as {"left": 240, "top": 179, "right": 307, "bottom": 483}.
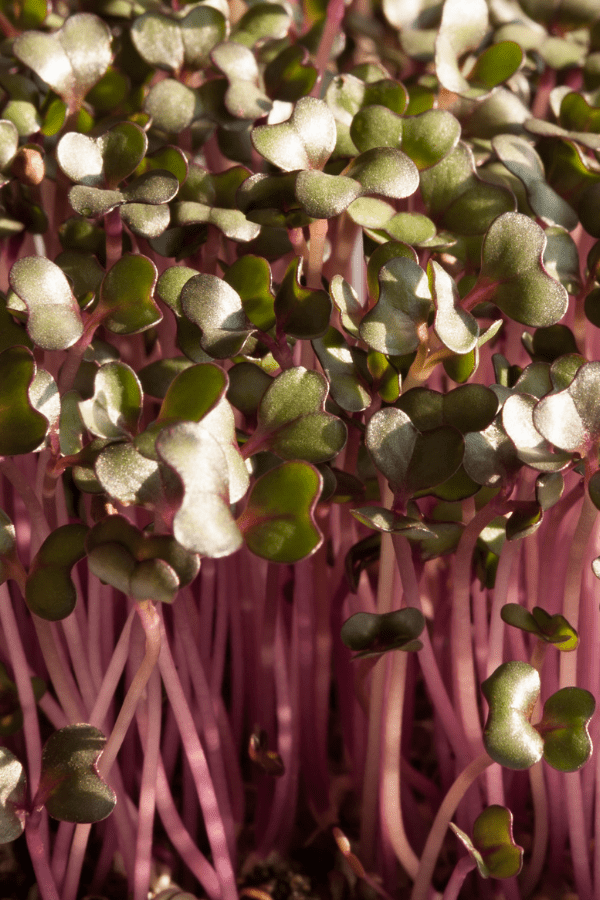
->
{"left": 482, "top": 661, "right": 595, "bottom": 771}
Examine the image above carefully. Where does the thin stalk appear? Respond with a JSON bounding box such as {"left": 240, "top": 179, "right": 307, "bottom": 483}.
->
{"left": 89, "top": 608, "right": 135, "bottom": 729}
{"left": 0, "top": 582, "right": 42, "bottom": 794}
{"left": 441, "top": 856, "right": 476, "bottom": 900}
{"left": 392, "top": 535, "right": 469, "bottom": 766}
{"left": 26, "top": 809, "right": 61, "bottom": 900}
{"left": 62, "top": 601, "right": 159, "bottom": 900}
{"left": 157, "top": 611, "right": 238, "bottom": 900}
{"left": 310, "top": 0, "right": 345, "bottom": 96}
{"left": 452, "top": 503, "right": 501, "bottom": 752}
{"left": 380, "top": 648, "right": 420, "bottom": 880}
{"left": 98, "top": 601, "right": 161, "bottom": 777}
{"left": 560, "top": 490, "right": 597, "bottom": 688}
{"left": 410, "top": 752, "right": 494, "bottom": 900}
{"left": 133, "top": 666, "right": 161, "bottom": 900}
{"left": 307, "top": 218, "right": 328, "bottom": 288}
{"left": 360, "top": 527, "right": 395, "bottom": 868}
{"left": 521, "top": 761, "right": 548, "bottom": 896}
{"left": 155, "top": 757, "right": 221, "bottom": 900}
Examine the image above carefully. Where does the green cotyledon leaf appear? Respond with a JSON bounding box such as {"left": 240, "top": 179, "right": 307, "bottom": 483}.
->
{"left": 482, "top": 662, "right": 543, "bottom": 769}
{"left": 38, "top": 724, "right": 116, "bottom": 823}
{"left": 97, "top": 254, "right": 161, "bottom": 335}
{"left": 13, "top": 13, "right": 111, "bottom": 108}
{"left": 501, "top": 604, "right": 578, "bottom": 650}
{"left": 247, "top": 367, "right": 347, "bottom": 464}
{"left": 156, "top": 422, "right": 244, "bottom": 558}
{"left": 0, "top": 347, "right": 49, "bottom": 455}
{"left": 475, "top": 213, "right": 569, "bottom": 327}
{"left": 25, "top": 524, "right": 88, "bottom": 621}
{"left": 252, "top": 97, "right": 336, "bottom": 171}
{"left": 451, "top": 805, "right": 523, "bottom": 879}
{"left": 237, "top": 461, "right": 323, "bottom": 563}
{"left": 340, "top": 608, "right": 425, "bottom": 658}
{"left": 9, "top": 257, "right": 83, "bottom": 350}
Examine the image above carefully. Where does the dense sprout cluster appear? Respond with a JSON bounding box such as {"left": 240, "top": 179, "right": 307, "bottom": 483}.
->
{"left": 2, "top": 0, "right": 600, "bottom": 898}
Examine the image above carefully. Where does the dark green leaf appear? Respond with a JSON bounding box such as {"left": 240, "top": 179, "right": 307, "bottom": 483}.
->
{"left": 482, "top": 662, "right": 544, "bottom": 769}
{"left": 238, "top": 461, "right": 322, "bottom": 563}
{"left": 25, "top": 524, "right": 87, "bottom": 621}
{"left": 39, "top": 724, "right": 116, "bottom": 823}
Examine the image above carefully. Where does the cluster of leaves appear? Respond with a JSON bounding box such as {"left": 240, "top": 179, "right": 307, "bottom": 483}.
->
{"left": 3, "top": 0, "right": 600, "bottom": 895}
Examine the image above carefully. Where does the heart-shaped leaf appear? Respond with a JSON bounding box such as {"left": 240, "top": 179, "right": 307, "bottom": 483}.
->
{"left": 157, "top": 363, "right": 227, "bottom": 425}
{"left": 223, "top": 255, "right": 275, "bottom": 332}
{"left": 477, "top": 213, "right": 569, "bottom": 327}
{"left": 13, "top": 14, "right": 111, "bottom": 107}
{"left": 312, "top": 327, "right": 370, "bottom": 412}
{"left": 79, "top": 362, "right": 142, "bottom": 440}
{"left": 144, "top": 79, "right": 201, "bottom": 134}
{"left": 533, "top": 361, "right": 600, "bottom": 452}
{"left": 131, "top": 12, "right": 184, "bottom": 71}
{"left": 350, "top": 507, "right": 435, "bottom": 539}
{"left": 501, "top": 604, "right": 578, "bottom": 650}
{"left": 180, "top": 273, "right": 252, "bottom": 357}
{"left": 401, "top": 109, "right": 461, "bottom": 170}
{"left": 25, "top": 524, "right": 87, "bottom": 621}
{"left": 435, "top": 0, "right": 489, "bottom": 95}
{"left": 451, "top": 805, "right": 523, "bottom": 879}
{"left": 340, "top": 608, "right": 425, "bottom": 658}
{"left": 346, "top": 147, "right": 419, "bottom": 200}
{"left": 252, "top": 97, "right": 336, "bottom": 171}
{"left": 157, "top": 422, "right": 244, "bottom": 558}
{"left": 98, "top": 255, "right": 161, "bottom": 335}
{"left": 502, "top": 393, "right": 573, "bottom": 472}
{"left": 482, "top": 662, "right": 544, "bottom": 770}
{"left": 38, "top": 724, "right": 116, "bottom": 823}
{"left": 9, "top": 257, "right": 83, "bottom": 350}
{"left": 264, "top": 44, "right": 317, "bottom": 102}
{"left": 95, "top": 443, "right": 162, "bottom": 508}
{"left": 359, "top": 256, "right": 432, "bottom": 356}
{"left": 250, "top": 367, "right": 347, "bottom": 463}
{"left": 274, "top": 257, "right": 332, "bottom": 340}
{"left": 86, "top": 515, "right": 199, "bottom": 603}
{"left": 421, "top": 143, "right": 515, "bottom": 235}
{"left": 295, "top": 171, "right": 362, "bottom": 218}
{"left": 238, "top": 461, "right": 322, "bottom": 563}
{"left": 0, "top": 747, "right": 27, "bottom": 842}
{"left": 430, "top": 259, "right": 478, "bottom": 354}
{"left": 492, "top": 134, "right": 578, "bottom": 231}
{"left": 537, "top": 688, "right": 595, "bottom": 772}
{"left": 0, "top": 347, "right": 49, "bottom": 455}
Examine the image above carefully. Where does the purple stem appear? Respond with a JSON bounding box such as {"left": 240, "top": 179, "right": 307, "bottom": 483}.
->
{"left": 155, "top": 756, "right": 221, "bottom": 900}
{"left": 441, "top": 855, "right": 476, "bottom": 900}
{"left": 157, "top": 610, "right": 238, "bottom": 900}
{"left": 133, "top": 665, "right": 161, "bottom": 900}
{"left": 26, "top": 810, "right": 61, "bottom": 900}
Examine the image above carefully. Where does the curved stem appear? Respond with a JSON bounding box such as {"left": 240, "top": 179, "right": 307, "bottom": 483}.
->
{"left": 157, "top": 610, "right": 238, "bottom": 900}
{"left": 380, "top": 649, "right": 420, "bottom": 880}
{"left": 26, "top": 810, "right": 61, "bottom": 900}
{"left": 133, "top": 666, "right": 161, "bottom": 900}
{"left": 410, "top": 752, "right": 494, "bottom": 900}
{"left": 560, "top": 490, "right": 597, "bottom": 689}
{"left": 441, "top": 855, "right": 476, "bottom": 900}
{"left": 360, "top": 524, "right": 395, "bottom": 867}
{"left": 521, "top": 761, "right": 548, "bottom": 896}
{"left": 98, "top": 601, "right": 161, "bottom": 778}
{"left": 392, "top": 534, "right": 469, "bottom": 766}
{"left": 452, "top": 504, "right": 500, "bottom": 752}
{"left": 62, "top": 601, "right": 160, "bottom": 900}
